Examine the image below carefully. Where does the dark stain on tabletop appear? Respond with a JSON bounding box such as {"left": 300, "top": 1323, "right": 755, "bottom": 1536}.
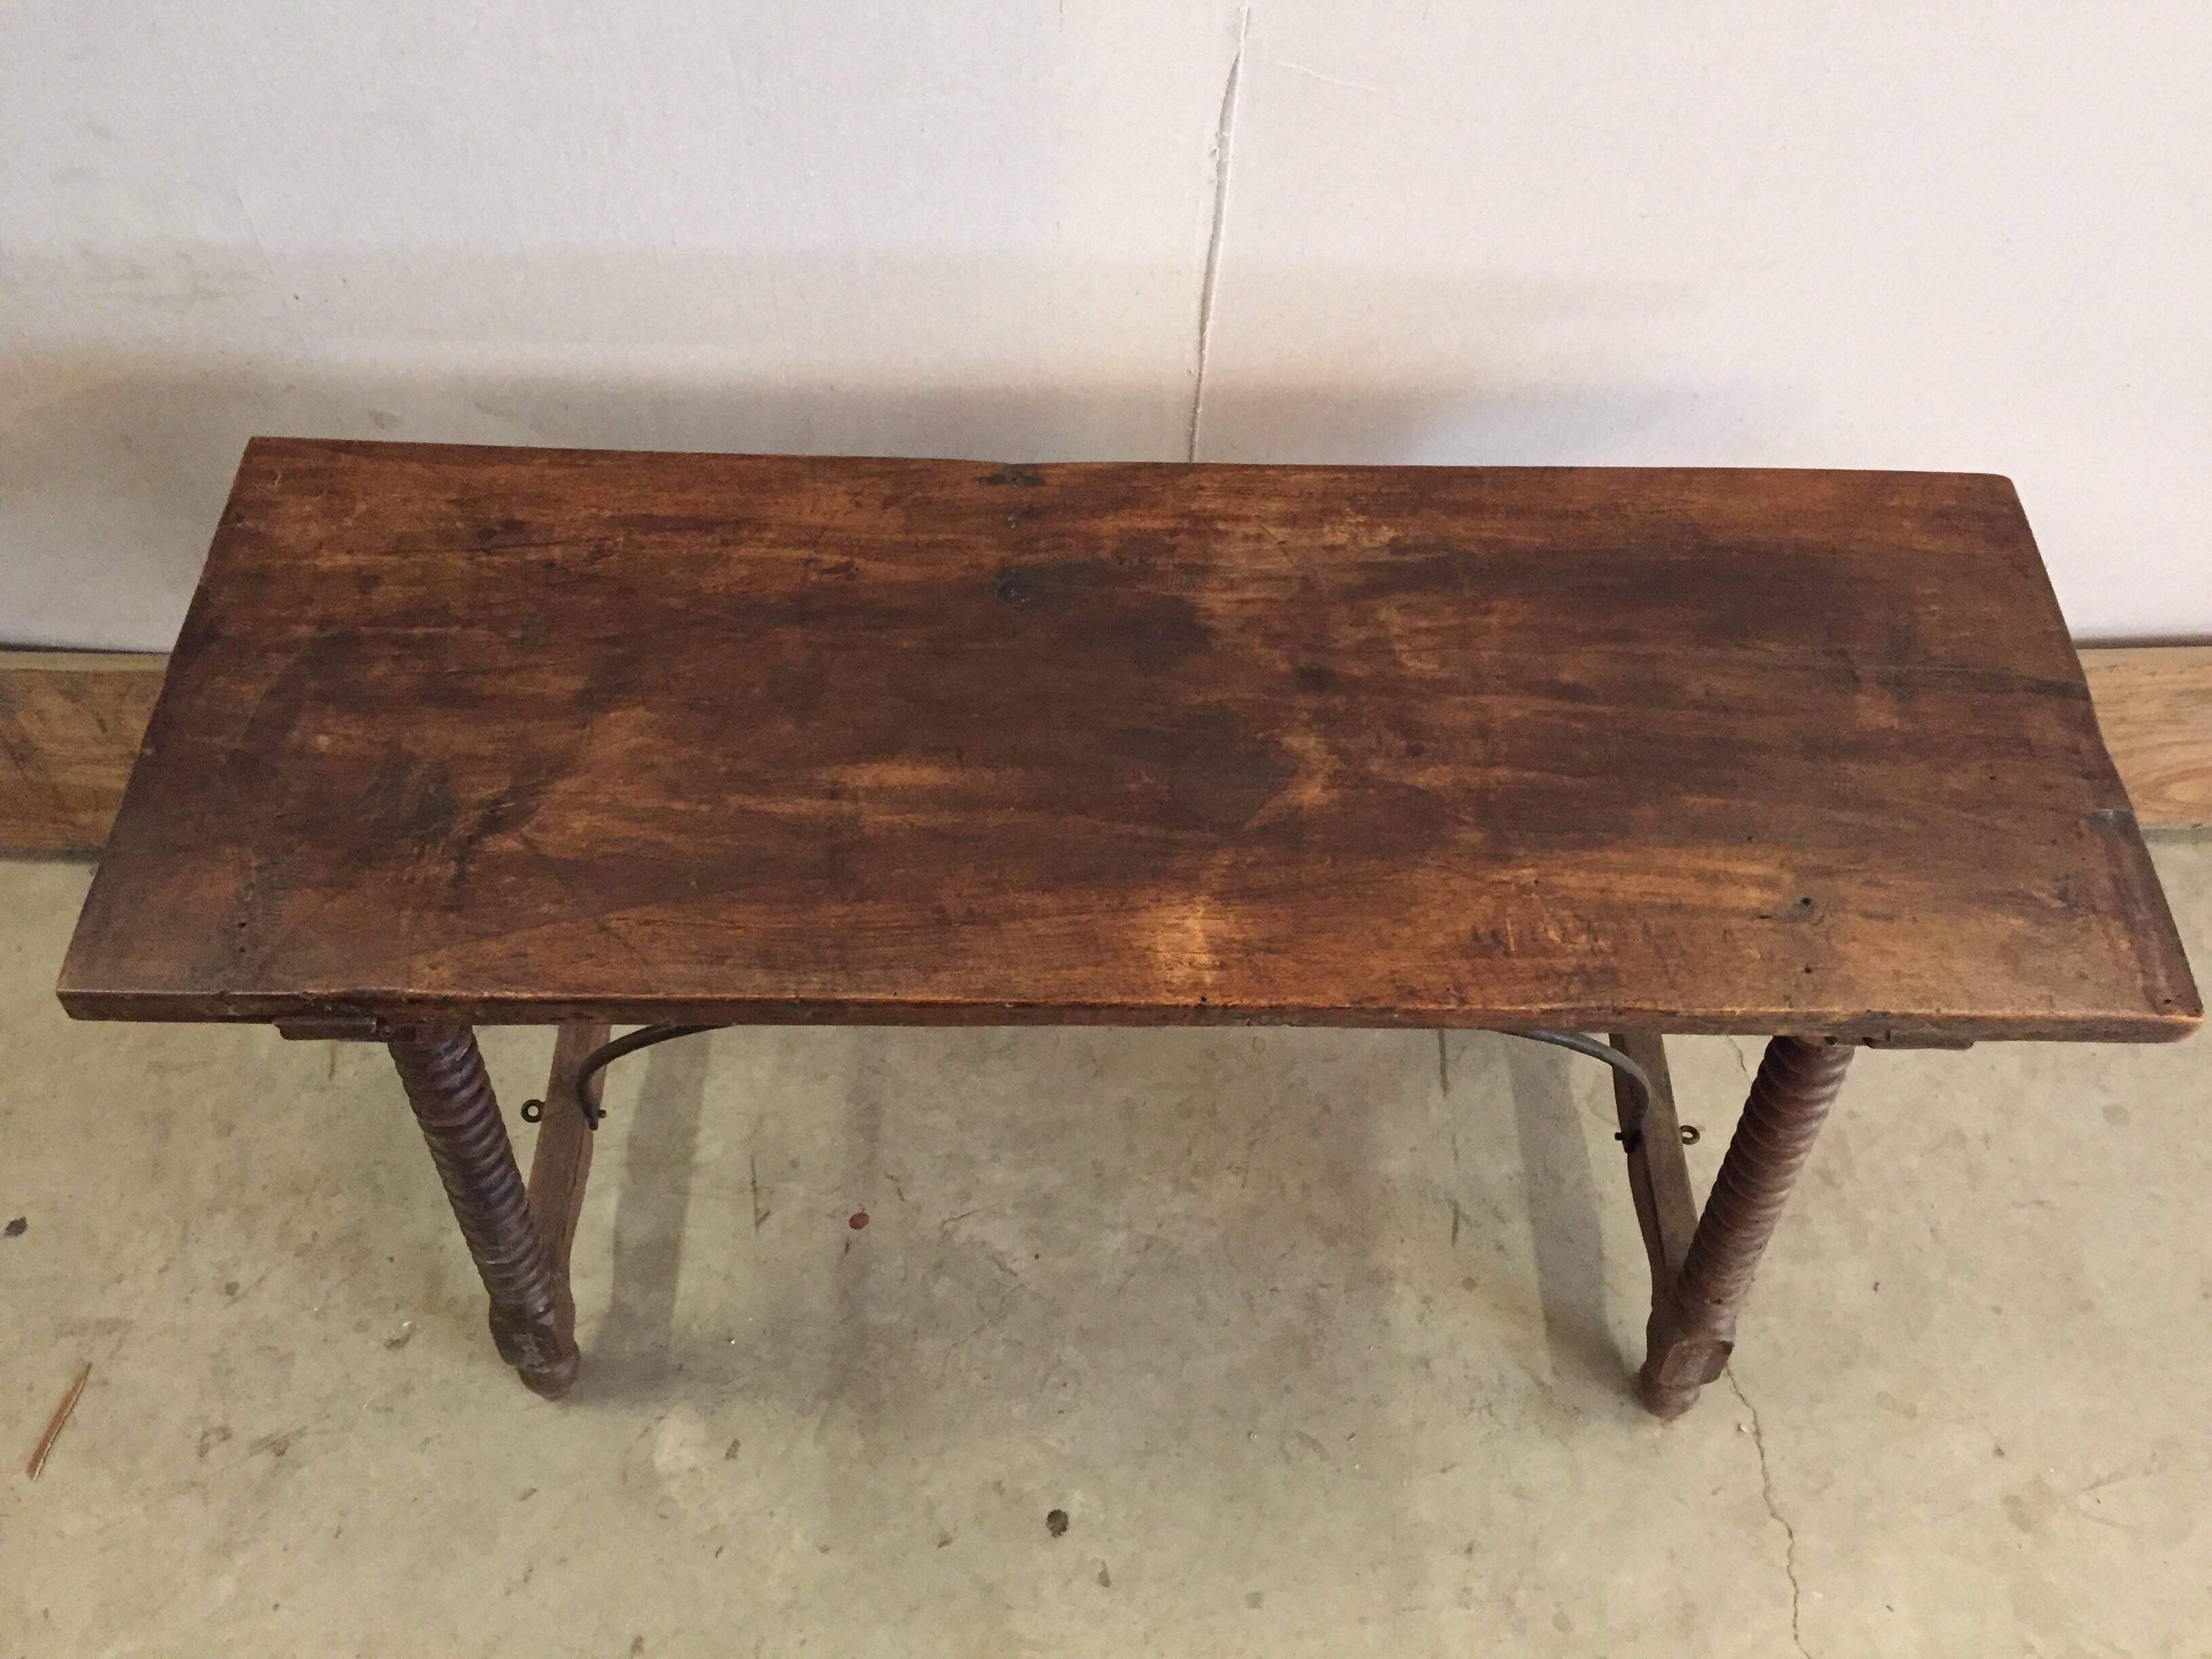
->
{"left": 356, "top": 743, "right": 462, "bottom": 856}
{"left": 994, "top": 559, "right": 1105, "bottom": 608}
{"left": 993, "top": 560, "right": 1213, "bottom": 674}
{"left": 230, "top": 630, "right": 363, "bottom": 787}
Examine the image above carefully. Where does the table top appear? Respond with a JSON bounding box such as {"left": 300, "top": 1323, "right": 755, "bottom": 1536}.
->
{"left": 60, "top": 439, "right": 2198, "bottom": 1040}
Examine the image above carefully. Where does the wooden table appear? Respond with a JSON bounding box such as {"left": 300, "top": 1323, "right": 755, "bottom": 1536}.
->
{"left": 60, "top": 440, "right": 2200, "bottom": 1417}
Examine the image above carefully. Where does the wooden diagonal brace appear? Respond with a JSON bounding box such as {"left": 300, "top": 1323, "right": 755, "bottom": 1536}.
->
{"left": 527, "top": 1021, "right": 610, "bottom": 1281}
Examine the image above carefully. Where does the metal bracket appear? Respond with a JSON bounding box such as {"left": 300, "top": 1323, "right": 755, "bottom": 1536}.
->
{"left": 1858, "top": 1028, "right": 1977, "bottom": 1050}
{"left": 1517, "top": 1030, "right": 1658, "bottom": 1146}
{"left": 276, "top": 1011, "right": 396, "bottom": 1042}
{"left": 522, "top": 1024, "right": 1679, "bottom": 1134}
{"left": 522, "top": 1023, "right": 722, "bottom": 1130}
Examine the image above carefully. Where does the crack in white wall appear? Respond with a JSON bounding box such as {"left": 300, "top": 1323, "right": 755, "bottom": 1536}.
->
{"left": 1187, "top": 5, "right": 1250, "bottom": 464}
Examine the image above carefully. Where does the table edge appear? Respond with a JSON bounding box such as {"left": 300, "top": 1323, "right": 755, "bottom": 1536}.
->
{"left": 54, "top": 985, "right": 2203, "bottom": 1044}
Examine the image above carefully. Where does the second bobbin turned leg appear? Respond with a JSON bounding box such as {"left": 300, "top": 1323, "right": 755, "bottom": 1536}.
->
{"left": 389, "top": 1024, "right": 580, "bottom": 1398}
{"left": 1639, "top": 1036, "right": 1853, "bottom": 1419}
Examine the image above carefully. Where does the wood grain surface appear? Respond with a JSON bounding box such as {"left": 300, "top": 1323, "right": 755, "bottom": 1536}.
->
{"left": 12, "top": 645, "right": 2207, "bottom": 847}
{"left": 57, "top": 440, "right": 2200, "bottom": 1039}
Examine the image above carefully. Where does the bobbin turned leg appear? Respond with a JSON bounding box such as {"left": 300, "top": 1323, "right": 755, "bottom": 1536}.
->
{"left": 1638, "top": 1036, "right": 1853, "bottom": 1420}
{"left": 389, "top": 1025, "right": 579, "bottom": 1398}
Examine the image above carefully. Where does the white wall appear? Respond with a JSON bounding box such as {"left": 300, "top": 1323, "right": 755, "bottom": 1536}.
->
{"left": 5, "top": 0, "right": 2206, "bottom": 648}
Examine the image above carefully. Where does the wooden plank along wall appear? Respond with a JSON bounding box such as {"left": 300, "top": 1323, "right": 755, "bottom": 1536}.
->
{"left": 2079, "top": 647, "right": 2212, "bottom": 832}
{"left": 3, "top": 647, "right": 2208, "bottom": 855}
{"left": 0, "top": 654, "right": 167, "bottom": 853}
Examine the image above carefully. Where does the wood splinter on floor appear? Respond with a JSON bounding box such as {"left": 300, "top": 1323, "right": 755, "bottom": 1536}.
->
{"left": 25, "top": 1361, "right": 92, "bottom": 1481}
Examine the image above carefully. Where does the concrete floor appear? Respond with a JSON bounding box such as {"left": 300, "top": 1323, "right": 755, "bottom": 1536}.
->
{"left": 3, "top": 846, "right": 2209, "bottom": 1658}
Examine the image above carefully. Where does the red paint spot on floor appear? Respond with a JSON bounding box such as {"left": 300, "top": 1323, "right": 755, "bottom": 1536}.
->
{"left": 849, "top": 1210, "right": 869, "bottom": 1230}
